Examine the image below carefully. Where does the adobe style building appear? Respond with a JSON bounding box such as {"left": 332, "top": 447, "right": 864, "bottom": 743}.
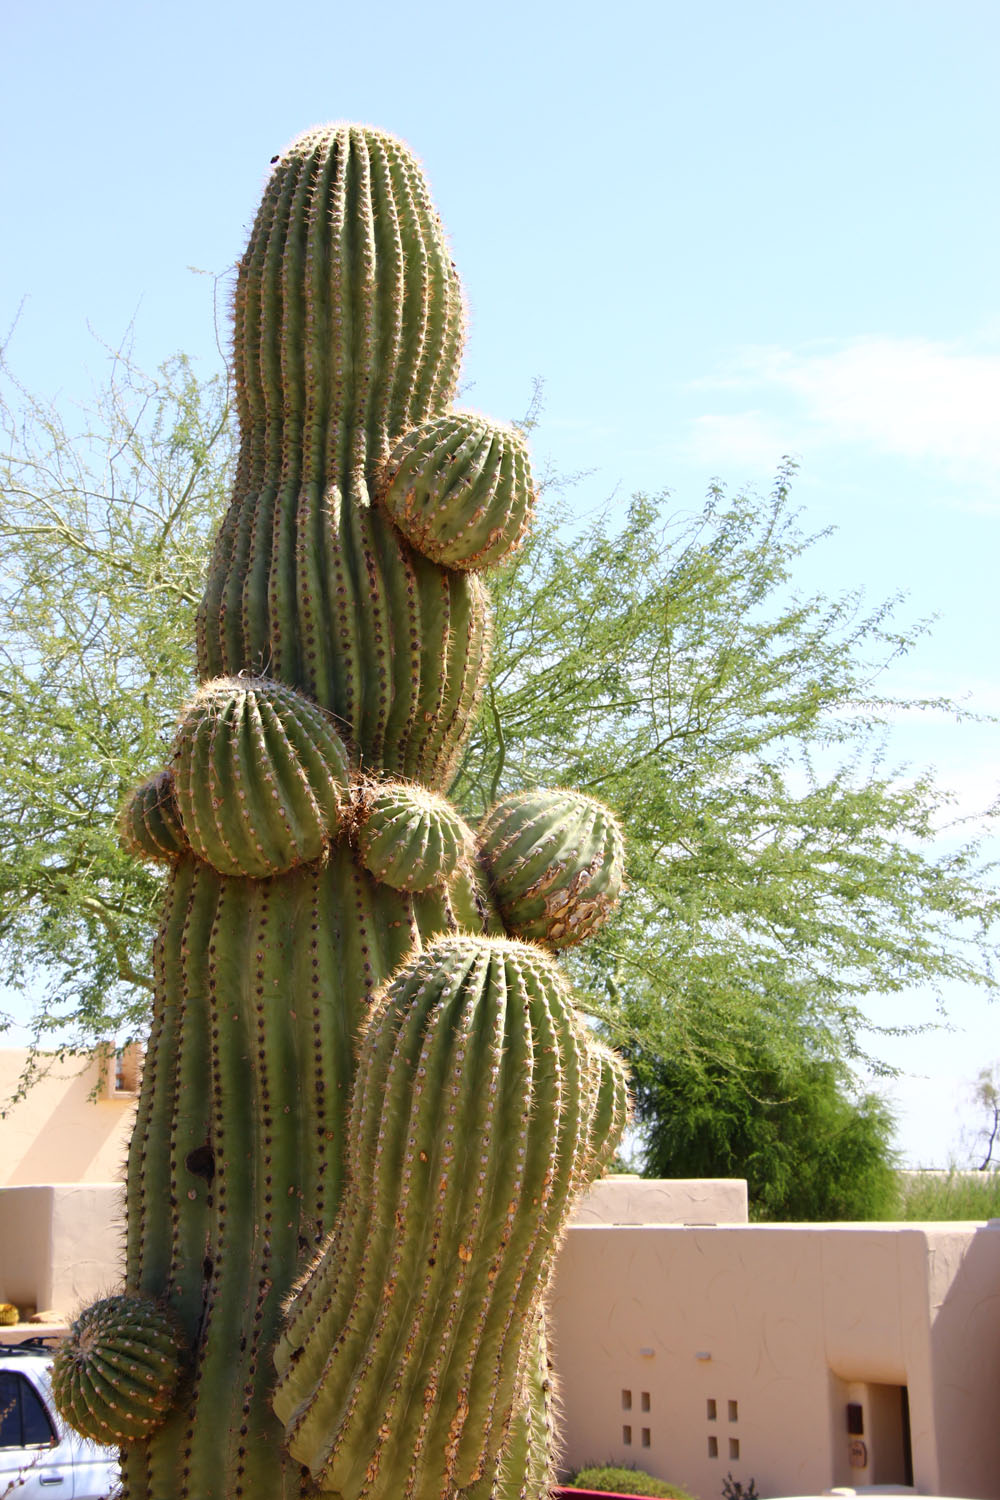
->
{"left": 0, "top": 1047, "right": 137, "bottom": 1320}
{"left": 2, "top": 1051, "right": 999, "bottom": 1498}
{"left": 549, "top": 1179, "right": 1000, "bottom": 1500}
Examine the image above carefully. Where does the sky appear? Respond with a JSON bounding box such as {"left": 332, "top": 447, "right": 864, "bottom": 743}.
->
{"left": 2, "top": 0, "right": 997, "bottom": 1167}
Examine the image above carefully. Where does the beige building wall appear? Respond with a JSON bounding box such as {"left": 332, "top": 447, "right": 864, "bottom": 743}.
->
{"left": 549, "top": 1220, "right": 1000, "bottom": 1500}
{"left": 571, "top": 1176, "right": 748, "bottom": 1228}
{"left": 0, "top": 1182, "right": 124, "bottom": 1320}
{"left": 0, "top": 1046, "right": 138, "bottom": 1186}
{"left": 0, "top": 1047, "right": 135, "bottom": 1327}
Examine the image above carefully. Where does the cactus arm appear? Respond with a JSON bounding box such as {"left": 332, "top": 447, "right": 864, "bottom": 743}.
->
{"left": 378, "top": 413, "right": 536, "bottom": 573}
{"left": 272, "top": 938, "right": 592, "bottom": 1500}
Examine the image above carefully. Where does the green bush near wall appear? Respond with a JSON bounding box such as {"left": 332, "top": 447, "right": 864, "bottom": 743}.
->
{"left": 567, "top": 1464, "right": 696, "bottom": 1499}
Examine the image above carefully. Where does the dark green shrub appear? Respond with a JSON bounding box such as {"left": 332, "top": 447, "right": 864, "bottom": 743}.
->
{"left": 631, "top": 1010, "right": 900, "bottom": 1221}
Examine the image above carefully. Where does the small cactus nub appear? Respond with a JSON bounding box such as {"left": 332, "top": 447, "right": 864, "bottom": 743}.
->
{"left": 119, "top": 770, "right": 188, "bottom": 863}
{"left": 170, "top": 676, "right": 351, "bottom": 876}
{"left": 354, "top": 778, "right": 475, "bottom": 892}
{"left": 479, "top": 788, "right": 626, "bottom": 947}
{"left": 51, "top": 1295, "right": 186, "bottom": 1444}
{"left": 379, "top": 412, "right": 536, "bottom": 571}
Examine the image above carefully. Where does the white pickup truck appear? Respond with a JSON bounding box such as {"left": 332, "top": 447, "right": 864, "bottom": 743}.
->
{"left": 0, "top": 1340, "right": 119, "bottom": 1498}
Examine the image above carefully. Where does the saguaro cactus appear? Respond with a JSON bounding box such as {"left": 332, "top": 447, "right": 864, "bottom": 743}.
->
{"left": 53, "top": 125, "right": 629, "bottom": 1500}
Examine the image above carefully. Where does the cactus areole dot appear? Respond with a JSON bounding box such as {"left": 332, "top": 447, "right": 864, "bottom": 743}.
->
{"left": 52, "top": 124, "right": 630, "bottom": 1500}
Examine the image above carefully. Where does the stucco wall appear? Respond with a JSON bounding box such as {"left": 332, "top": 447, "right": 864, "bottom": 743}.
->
{"left": 570, "top": 1176, "right": 748, "bottom": 1226}
{"left": 0, "top": 1183, "right": 124, "bottom": 1317}
{"left": 2, "top": 1064, "right": 997, "bottom": 1500}
{"left": 548, "top": 1220, "right": 1000, "bottom": 1500}
{"left": 0, "top": 1048, "right": 136, "bottom": 1186}
{"left": 924, "top": 1224, "right": 1000, "bottom": 1499}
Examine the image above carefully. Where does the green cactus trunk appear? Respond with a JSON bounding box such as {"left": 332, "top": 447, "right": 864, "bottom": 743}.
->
{"left": 102, "top": 127, "right": 487, "bottom": 1500}
{"left": 195, "top": 126, "right": 488, "bottom": 792}
{"left": 123, "top": 850, "right": 464, "bottom": 1497}
{"left": 53, "top": 124, "right": 629, "bottom": 1500}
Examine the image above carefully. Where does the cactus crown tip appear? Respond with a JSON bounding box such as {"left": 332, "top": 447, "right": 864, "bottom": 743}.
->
{"left": 427, "top": 931, "right": 570, "bottom": 965}
{"left": 269, "top": 120, "right": 414, "bottom": 166}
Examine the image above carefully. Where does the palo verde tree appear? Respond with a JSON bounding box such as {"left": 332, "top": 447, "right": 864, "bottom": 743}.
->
{"left": 453, "top": 480, "right": 999, "bottom": 1213}
{"left": 459, "top": 477, "right": 997, "bottom": 1039}
{"left": 0, "top": 342, "right": 233, "bottom": 1076}
{"left": 4, "top": 361, "right": 999, "bottom": 1220}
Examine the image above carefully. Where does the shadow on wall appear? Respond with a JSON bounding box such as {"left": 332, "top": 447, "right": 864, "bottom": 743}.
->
{"left": 929, "top": 1223, "right": 1000, "bottom": 1499}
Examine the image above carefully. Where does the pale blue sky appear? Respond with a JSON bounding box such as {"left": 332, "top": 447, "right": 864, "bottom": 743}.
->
{"left": 3, "top": 0, "right": 998, "bottom": 1166}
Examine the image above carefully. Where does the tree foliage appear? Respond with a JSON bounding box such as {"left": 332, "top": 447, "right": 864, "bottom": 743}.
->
{"left": 2, "top": 349, "right": 997, "bottom": 1216}
{"left": 0, "top": 343, "right": 233, "bottom": 1058}
{"left": 455, "top": 474, "right": 997, "bottom": 1029}
{"left": 451, "top": 470, "right": 998, "bottom": 1213}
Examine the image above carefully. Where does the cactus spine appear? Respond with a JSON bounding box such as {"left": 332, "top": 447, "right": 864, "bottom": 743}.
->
{"left": 53, "top": 125, "right": 629, "bottom": 1500}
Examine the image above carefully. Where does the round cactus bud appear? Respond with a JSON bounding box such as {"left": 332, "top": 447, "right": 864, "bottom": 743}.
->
{"left": 171, "top": 676, "right": 352, "bottom": 878}
{"left": 379, "top": 411, "right": 536, "bottom": 571}
{"left": 51, "top": 1294, "right": 186, "bottom": 1444}
{"left": 479, "top": 788, "right": 625, "bottom": 947}
{"left": 0, "top": 1302, "right": 19, "bottom": 1326}
{"left": 354, "top": 779, "right": 475, "bottom": 892}
{"left": 119, "top": 770, "right": 188, "bottom": 863}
